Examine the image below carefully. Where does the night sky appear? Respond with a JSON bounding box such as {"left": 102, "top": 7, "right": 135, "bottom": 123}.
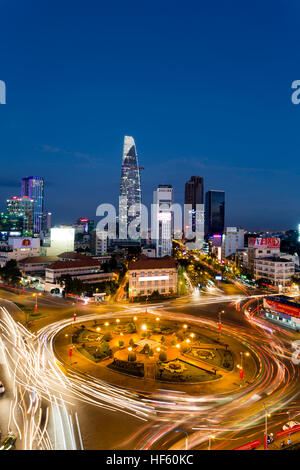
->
{"left": 0, "top": 0, "right": 299, "bottom": 231}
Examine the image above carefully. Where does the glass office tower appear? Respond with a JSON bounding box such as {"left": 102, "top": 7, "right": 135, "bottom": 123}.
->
{"left": 119, "top": 136, "right": 141, "bottom": 241}
{"left": 21, "top": 176, "right": 44, "bottom": 234}
{"left": 205, "top": 190, "right": 225, "bottom": 238}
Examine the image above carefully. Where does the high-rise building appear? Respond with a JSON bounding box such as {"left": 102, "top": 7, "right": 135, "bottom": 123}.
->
{"left": 119, "top": 136, "right": 141, "bottom": 241}
{"left": 21, "top": 176, "right": 44, "bottom": 234}
{"left": 6, "top": 196, "right": 34, "bottom": 236}
{"left": 42, "top": 212, "right": 52, "bottom": 232}
{"left": 153, "top": 185, "right": 173, "bottom": 257}
{"left": 205, "top": 190, "right": 225, "bottom": 239}
{"left": 222, "top": 227, "right": 245, "bottom": 258}
{"left": 185, "top": 176, "right": 204, "bottom": 232}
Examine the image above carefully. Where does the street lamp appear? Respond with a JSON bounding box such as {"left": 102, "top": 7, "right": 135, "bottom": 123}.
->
{"left": 32, "top": 292, "right": 42, "bottom": 313}
{"left": 218, "top": 310, "right": 224, "bottom": 342}
{"left": 174, "top": 430, "right": 188, "bottom": 450}
{"left": 239, "top": 351, "right": 250, "bottom": 387}
{"left": 263, "top": 403, "right": 271, "bottom": 450}
{"left": 192, "top": 426, "right": 215, "bottom": 450}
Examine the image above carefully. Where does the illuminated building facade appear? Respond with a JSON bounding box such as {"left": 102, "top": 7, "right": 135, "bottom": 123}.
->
{"left": 6, "top": 196, "right": 34, "bottom": 236}
{"left": 153, "top": 185, "right": 173, "bottom": 258}
{"left": 21, "top": 176, "right": 44, "bottom": 234}
{"left": 119, "top": 136, "right": 141, "bottom": 241}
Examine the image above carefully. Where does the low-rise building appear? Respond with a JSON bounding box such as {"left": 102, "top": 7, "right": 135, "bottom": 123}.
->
{"left": 254, "top": 255, "right": 295, "bottom": 286}
{"left": 263, "top": 295, "right": 300, "bottom": 331}
{"left": 44, "top": 258, "right": 115, "bottom": 292}
{"left": 128, "top": 255, "right": 178, "bottom": 297}
{"left": 18, "top": 256, "right": 59, "bottom": 275}
{"left": 0, "top": 237, "right": 40, "bottom": 267}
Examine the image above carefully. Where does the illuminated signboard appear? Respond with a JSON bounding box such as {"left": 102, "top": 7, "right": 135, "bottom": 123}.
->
{"left": 264, "top": 298, "right": 300, "bottom": 318}
{"left": 138, "top": 276, "right": 169, "bottom": 282}
{"left": 248, "top": 237, "right": 280, "bottom": 248}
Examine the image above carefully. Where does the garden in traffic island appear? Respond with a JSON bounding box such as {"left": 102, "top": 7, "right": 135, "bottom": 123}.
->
{"left": 55, "top": 313, "right": 257, "bottom": 392}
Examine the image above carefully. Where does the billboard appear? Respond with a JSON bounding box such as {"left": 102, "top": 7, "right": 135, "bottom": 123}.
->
{"left": 264, "top": 298, "right": 300, "bottom": 319}
{"left": 248, "top": 237, "right": 280, "bottom": 248}
{"left": 8, "top": 237, "right": 40, "bottom": 249}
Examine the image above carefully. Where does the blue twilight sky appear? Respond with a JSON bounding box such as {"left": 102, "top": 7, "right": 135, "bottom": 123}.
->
{"left": 0, "top": 0, "right": 299, "bottom": 231}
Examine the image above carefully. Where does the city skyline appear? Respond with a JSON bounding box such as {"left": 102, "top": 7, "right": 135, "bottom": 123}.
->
{"left": 0, "top": 2, "right": 300, "bottom": 231}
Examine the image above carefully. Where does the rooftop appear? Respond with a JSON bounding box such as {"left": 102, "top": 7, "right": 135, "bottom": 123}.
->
{"left": 128, "top": 255, "right": 178, "bottom": 270}
{"left": 58, "top": 251, "right": 90, "bottom": 260}
{"left": 47, "top": 259, "right": 101, "bottom": 270}
{"left": 257, "top": 256, "right": 293, "bottom": 263}
{"left": 19, "top": 256, "right": 59, "bottom": 264}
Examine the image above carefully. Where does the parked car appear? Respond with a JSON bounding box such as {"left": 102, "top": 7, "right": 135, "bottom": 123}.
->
{"left": 0, "top": 382, "right": 5, "bottom": 395}
{"left": 282, "top": 420, "right": 300, "bottom": 431}
{"left": 0, "top": 433, "right": 17, "bottom": 450}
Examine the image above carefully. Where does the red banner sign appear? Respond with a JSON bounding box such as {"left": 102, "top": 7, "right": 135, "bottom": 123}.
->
{"left": 233, "top": 439, "right": 261, "bottom": 450}
{"left": 276, "top": 424, "right": 300, "bottom": 439}
{"left": 248, "top": 237, "right": 280, "bottom": 248}
{"left": 239, "top": 368, "right": 244, "bottom": 379}
{"left": 264, "top": 299, "right": 300, "bottom": 318}
{"left": 69, "top": 347, "right": 73, "bottom": 358}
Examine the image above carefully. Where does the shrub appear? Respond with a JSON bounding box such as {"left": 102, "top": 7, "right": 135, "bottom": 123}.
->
{"left": 159, "top": 351, "right": 167, "bottom": 362}
{"left": 118, "top": 340, "right": 124, "bottom": 347}
{"left": 100, "top": 341, "right": 110, "bottom": 354}
{"left": 129, "top": 338, "right": 134, "bottom": 346}
{"left": 128, "top": 352, "right": 136, "bottom": 362}
{"left": 103, "top": 332, "right": 112, "bottom": 342}
{"left": 149, "top": 348, "right": 154, "bottom": 357}
{"left": 142, "top": 332, "right": 147, "bottom": 338}
{"left": 161, "top": 336, "right": 165, "bottom": 343}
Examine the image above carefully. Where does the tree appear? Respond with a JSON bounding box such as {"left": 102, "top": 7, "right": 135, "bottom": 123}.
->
{"left": 159, "top": 351, "right": 167, "bottom": 362}
{"left": 100, "top": 341, "right": 110, "bottom": 355}
{"left": 129, "top": 338, "right": 134, "bottom": 347}
{"left": 128, "top": 352, "right": 136, "bottom": 362}
{"left": 0, "top": 259, "right": 21, "bottom": 285}
{"left": 103, "top": 332, "right": 112, "bottom": 342}
{"left": 118, "top": 340, "right": 124, "bottom": 348}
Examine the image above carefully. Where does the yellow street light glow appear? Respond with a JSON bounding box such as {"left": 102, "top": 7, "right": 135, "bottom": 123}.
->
{"left": 116, "top": 319, "right": 120, "bottom": 323}
{"left": 120, "top": 332, "right": 123, "bottom": 336}
{"left": 183, "top": 324, "right": 188, "bottom": 329}
{"left": 128, "top": 347, "right": 132, "bottom": 352}
{"left": 245, "top": 352, "right": 250, "bottom": 357}
{"left": 156, "top": 317, "right": 160, "bottom": 321}
{"left": 141, "top": 324, "right": 147, "bottom": 331}
{"left": 211, "top": 435, "right": 215, "bottom": 439}
{"left": 65, "top": 334, "right": 68, "bottom": 337}
{"left": 105, "top": 322, "right": 109, "bottom": 326}
{"left": 176, "top": 343, "right": 180, "bottom": 348}
{"left": 190, "top": 333, "right": 195, "bottom": 338}
{"left": 186, "top": 339, "right": 191, "bottom": 343}
{"left": 96, "top": 327, "right": 101, "bottom": 331}
{"left": 133, "top": 317, "right": 137, "bottom": 321}
{"left": 156, "top": 347, "right": 160, "bottom": 352}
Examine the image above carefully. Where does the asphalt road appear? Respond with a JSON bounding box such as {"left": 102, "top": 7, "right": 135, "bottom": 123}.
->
{"left": 0, "top": 284, "right": 299, "bottom": 450}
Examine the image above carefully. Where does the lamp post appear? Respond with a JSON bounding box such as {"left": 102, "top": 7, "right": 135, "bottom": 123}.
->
{"left": 174, "top": 430, "right": 188, "bottom": 450}
{"left": 263, "top": 403, "right": 270, "bottom": 450}
{"left": 192, "top": 424, "right": 215, "bottom": 450}
{"left": 32, "top": 293, "right": 41, "bottom": 313}
{"left": 218, "top": 310, "right": 224, "bottom": 342}
{"left": 239, "top": 351, "right": 250, "bottom": 387}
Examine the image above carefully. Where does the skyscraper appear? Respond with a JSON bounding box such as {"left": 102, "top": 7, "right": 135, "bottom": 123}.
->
{"left": 153, "top": 185, "right": 173, "bottom": 257}
{"left": 185, "top": 176, "right": 204, "bottom": 235}
{"left": 22, "top": 176, "right": 44, "bottom": 234}
{"left": 6, "top": 196, "right": 34, "bottom": 236}
{"left": 205, "top": 190, "right": 225, "bottom": 238}
{"left": 119, "top": 136, "right": 141, "bottom": 241}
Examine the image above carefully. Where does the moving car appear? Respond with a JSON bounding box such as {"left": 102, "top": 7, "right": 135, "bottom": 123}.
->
{"left": 0, "top": 382, "right": 5, "bottom": 395}
{"left": 0, "top": 433, "right": 17, "bottom": 450}
{"left": 282, "top": 421, "right": 300, "bottom": 431}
